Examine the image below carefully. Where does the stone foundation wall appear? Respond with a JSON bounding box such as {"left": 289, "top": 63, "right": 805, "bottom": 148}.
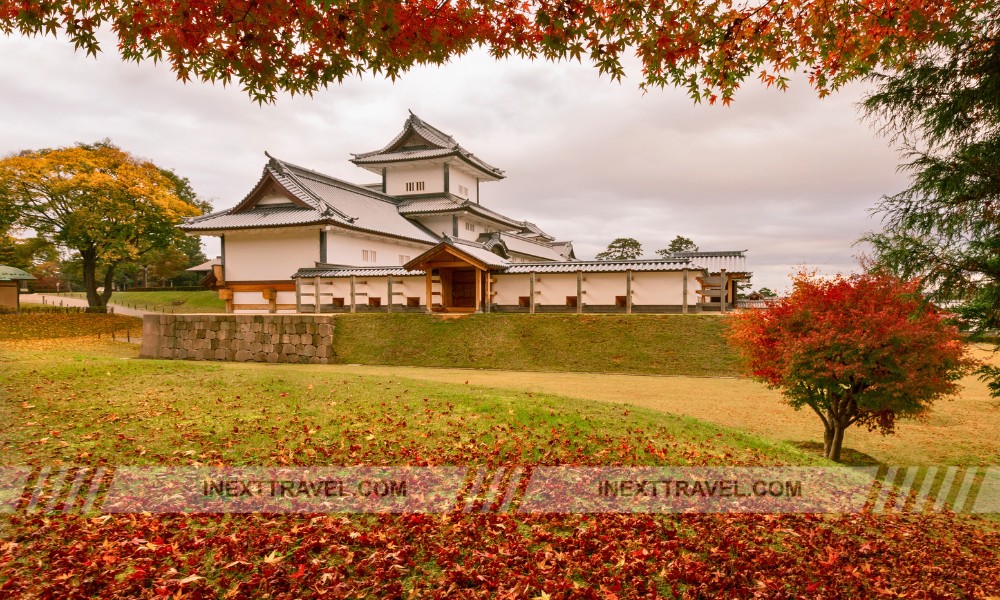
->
{"left": 139, "top": 314, "right": 336, "bottom": 364}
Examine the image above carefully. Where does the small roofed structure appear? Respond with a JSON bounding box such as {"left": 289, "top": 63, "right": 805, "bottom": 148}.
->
{"left": 186, "top": 256, "right": 223, "bottom": 288}
{"left": 0, "top": 265, "right": 36, "bottom": 312}
{"left": 667, "top": 250, "right": 750, "bottom": 312}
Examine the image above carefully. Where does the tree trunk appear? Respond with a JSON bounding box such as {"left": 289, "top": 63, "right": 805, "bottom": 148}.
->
{"left": 822, "top": 425, "right": 835, "bottom": 458}
{"left": 101, "top": 262, "right": 117, "bottom": 306}
{"left": 80, "top": 249, "right": 105, "bottom": 308}
{"left": 826, "top": 422, "right": 847, "bottom": 462}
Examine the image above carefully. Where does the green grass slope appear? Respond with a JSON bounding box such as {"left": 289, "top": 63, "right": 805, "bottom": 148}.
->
{"left": 57, "top": 290, "right": 226, "bottom": 312}
{"left": 333, "top": 313, "right": 740, "bottom": 376}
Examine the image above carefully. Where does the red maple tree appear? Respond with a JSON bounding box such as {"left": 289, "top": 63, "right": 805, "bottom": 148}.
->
{"left": 727, "top": 270, "right": 974, "bottom": 462}
{"left": 0, "top": 0, "right": 989, "bottom": 103}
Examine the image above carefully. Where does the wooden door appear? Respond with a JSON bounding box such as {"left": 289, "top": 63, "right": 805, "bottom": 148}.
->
{"left": 450, "top": 269, "right": 476, "bottom": 307}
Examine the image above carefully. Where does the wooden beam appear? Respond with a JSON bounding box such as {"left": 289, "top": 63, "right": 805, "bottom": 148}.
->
{"left": 529, "top": 271, "right": 536, "bottom": 314}
{"left": 424, "top": 260, "right": 482, "bottom": 269}
{"left": 295, "top": 277, "right": 302, "bottom": 312}
{"left": 314, "top": 277, "right": 322, "bottom": 314}
{"left": 387, "top": 278, "right": 393, "bottom": 313}
{"left": 576, "top": 271, "right": 583, "bottom": 314}
{"left": 350, "top": 275, "right": 356, "bottom": 313}
{"left": 625, "top": 270, "right": 632, "bottom": 314}
{"left": 425, "top": 270, "right": 433, "bottom": 313}
{"left": 682, "top": 269, "right": 689, "bottom": 314}
{"left": 227, "top": 282, "right": 296, "bottom": 292}
{"left": 475, "top": 268, "right": 482, "bottom": 312}
{"left": 485, "top": 270, "right": 492, "bottom": 313}
{"left": 720, "top": 268, "right": 727, "bottom": 313}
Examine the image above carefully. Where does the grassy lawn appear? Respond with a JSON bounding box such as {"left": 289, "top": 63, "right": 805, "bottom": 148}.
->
{"left": 55, "top": 290, "right": 225, "bottom": 312}
{"left": 1, "top": 314, "right": 998, "bottom": 597}
{"left": 331, "top": 348, "right": 1000, "bottom": 468}
{"left": 332, "top": 313, "right": 741, "bottom": 377}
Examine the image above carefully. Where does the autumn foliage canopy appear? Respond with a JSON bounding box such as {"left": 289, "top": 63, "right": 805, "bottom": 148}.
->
{"left": 0, "top": 0, "right": 989, "bottom": 103}
{"left": 728, "top": 271, "right": 973, "bottom": 461}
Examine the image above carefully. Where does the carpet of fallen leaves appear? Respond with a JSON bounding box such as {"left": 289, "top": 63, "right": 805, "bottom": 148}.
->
{"left": 2, "top": 428, "right": 999, "bottom": 599}
{"left": 2, "top": 321, "right": 1000, "bottom": 597}
{"left": 2, "top": 499, "right": 999, "bottom": 598}
{"left": 0, "top": 312, "right": 142, "bottom": 341}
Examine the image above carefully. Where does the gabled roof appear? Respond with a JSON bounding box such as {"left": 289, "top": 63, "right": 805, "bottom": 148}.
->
{"left": 180, "top": 156, "right": 438, "bottom": 245}
{"left": 351, "top": 112, "right": 504, "bottom": 180}
{"left": 397, "top": 196, "right": 524, "bottom": 230}
{"left": 186, "top": 257, "right": 221, "bottom": 272}
{"left": 667, "top": 250, "right": 749, "bottom": 275}
{"left": 0, "top": 265, "right": 35, "bottom": 281}
{"left": 517, "top": 220, "right": 555, "bottom": 241}
{"left": 403, "top": 237, "right": 510, "bottom": 271}
{"left": 477, "top": 231, "right": 567, "bottom": 262}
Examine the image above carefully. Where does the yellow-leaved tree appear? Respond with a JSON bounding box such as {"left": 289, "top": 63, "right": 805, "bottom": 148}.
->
{"left": 0, "top": 142, "right": 203, "bottom": 307}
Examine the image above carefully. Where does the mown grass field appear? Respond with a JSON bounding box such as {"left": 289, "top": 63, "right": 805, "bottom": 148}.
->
{"left": 332, "top": 314, "right": 741, "bottom": 377}
{"left": 1, "top": 314, "right": 999, "bottom": 597}
{"left": 337, "top": 350, "right": 1000, "bottom": 468}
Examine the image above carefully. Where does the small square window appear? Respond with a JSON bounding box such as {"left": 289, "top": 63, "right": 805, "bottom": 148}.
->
{"left": 615, "top": 295, "right": 628, "bottom": 307}
{"left": 518, "top": 296, "right": 531, "bottom": 308}
{"left": 399, "top": 255, "right": 410, "bottom": 265}
{"left": 465, "top": 222, "right": 475, "bottom": 232}
{"left": 566, "top": 296, "right": 578, "bottom": 308}
{"left": 368, "top": 297, "right": 381, "bottom": 307}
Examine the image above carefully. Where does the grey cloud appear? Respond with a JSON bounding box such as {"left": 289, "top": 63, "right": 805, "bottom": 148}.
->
{"left": 0, "top": 36, "right": 907, "bottom": 291}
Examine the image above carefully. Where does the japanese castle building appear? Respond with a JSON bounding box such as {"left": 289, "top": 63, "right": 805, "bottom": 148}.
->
{"left": 180, "top": 112, "right": 748, "bottom": 314}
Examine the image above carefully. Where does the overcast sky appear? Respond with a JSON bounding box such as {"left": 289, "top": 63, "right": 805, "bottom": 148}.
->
{"left": 0, "top": 32, "right": 908, "bottom": 293}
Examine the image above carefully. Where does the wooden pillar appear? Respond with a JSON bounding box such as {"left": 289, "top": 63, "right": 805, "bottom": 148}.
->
{"left": 387, "top": 278, "right": 393, "bottom": 313}
{"left": 295, "top": 278, "right": 302, "bottom": 312}
{"left": 350, "top": 275, "right": 357, "bottom": 313}
{"left": 485, "top": 271, "right": 492, "bottom": 313}
{"left": 425, "top": 270, "right": 433, "bottom": 313}
{"left": 682, "top": 269, "right": 689, "bottom": 314}
{"left": 720, "top": 268, "right": 727, "bottom": 313}
{"left": 266, "top": 289, "right": 276, "bottom": 314}
{"left": 314, "top": 277, "right": 321, "bottom": 313}
{"left": 576, "top": 271, "right": 583, "bottom": 314}
{"left": 475, "top": 268, "right": 482, "bottom": 313}
{"left": 625, "top": 270, "right": 632, "bottom": 314}
{"left": 529, "top": 271, "right": 536, "bottom": 314}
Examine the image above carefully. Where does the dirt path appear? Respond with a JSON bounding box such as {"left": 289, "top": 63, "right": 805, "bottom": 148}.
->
{"left": 21, "top": 293, "right": 153, "bottom": 318}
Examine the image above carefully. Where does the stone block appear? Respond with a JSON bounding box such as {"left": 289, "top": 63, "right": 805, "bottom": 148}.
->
{"left": 267, "top": 352, "right": 279, "bottom": 363}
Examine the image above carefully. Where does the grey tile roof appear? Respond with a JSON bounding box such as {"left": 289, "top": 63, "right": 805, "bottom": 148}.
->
{"left": 504, "top": 259, "right": 698, "bottom": 274}
{"left": 668, "top": 251, "right": 749, "bottom": 275}
{"left": 351, "top": 112, "right": 504, "bottom": 178}
{"left": 517, "top": 220, "right": 555, "bottom": 241}
{"left": 186, "top": 257, "right": 221, "bottom": 272}
{"left": 445, "top": 237, "right": 511, "bottom": 267}
{"left": 397, "top": 196, "right": 525, "bottom": 229}
{"left": 180, "top": 157, "right": 438, "bottom": 245}
{"left": 293, "top": 266, "right": 424, "bottom": 278}
{"left": 0, "top": 264, "right": 35, "bottom": 281}
{"left": 478, "top": 231, "right": 566, "bottom": 262}
{"left": 180, "top": 204, "right": 328, "bottom": 231}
